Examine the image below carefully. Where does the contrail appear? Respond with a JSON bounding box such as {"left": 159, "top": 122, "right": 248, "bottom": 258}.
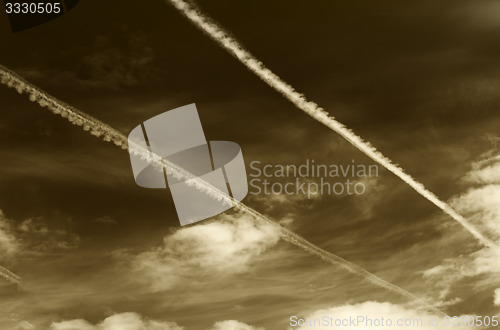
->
{"left": 0, "top": 66, "right": 127, "bottom": 150}
{"left": 0, "top": 265, "right": 20, "bottom": 284}
{"left": 165, "top": 0, "right": 496, "bottom": 249}
{"left": 0, "top": 65, "right": 444, "bottom": 314}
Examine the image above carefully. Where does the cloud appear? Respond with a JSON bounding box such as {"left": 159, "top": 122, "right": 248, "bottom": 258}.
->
{"left": 494, "top": 288, "right": 500, "bottom": 306}
{"left": 130, "top": 213, "right": 280, "bottom": 291}
{"left": 466, "top": 156, "right": 500, "bottom": 185}
{"left": 74, "top": 34, "right": 156, "bottom": 90}
{"left": 453, "top": 155, "right": 500, "bottom": 238}
{"left": 19, "top": 32, "right": 157, "bottom": 91}
{"left": 17, "top": 218, "right": 80, "bottom": 252}
{"left": 0, "top": 209, "right": 19, "bottom": 258}
{"left": 0, "top": 210, "right": 81, "bottom": 261}
{"left": 16, "top": 321, "right": 35, "bottom": 330}
{"left": 50, "top": 316, "right": 264, "bottom": 330}
{"left": 289, "top": 301, "right": 470, "bottom": 330}
{"left": 93, "top": 216, "right": 118, "bottom": 225}
{"left": 50, "top": 319, "right": 95, "bottom": 330}
{"left": 50, "top": 312, "right": 183, "bottom": 330}
{"left": 206, "top": 320, "right": 264, "bottom": 330}
{"left": 97, "top": 313, "right": 183, "bottom": 330}
{"left": 422, "top": 152, "right": 500, "bottom": 302}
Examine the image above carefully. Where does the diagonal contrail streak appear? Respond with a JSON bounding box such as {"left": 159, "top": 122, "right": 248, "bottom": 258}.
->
{"left": 165, "top": 0, "right": 496, "bottom": 249}
{"left": 0, "top": 265, "right": 20, "bottom": 284}
{"left": 0, "top": 65, "right": 445, "bottom": 315}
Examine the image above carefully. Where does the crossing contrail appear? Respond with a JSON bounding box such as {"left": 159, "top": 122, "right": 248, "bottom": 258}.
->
{"left": 0, "top": 265, "right": 20, "bottom": 284}
{"left": 165, "top": 0, "right": 496, "bottom": 249}
{"left": 0, "top": 65, "right": 444, "bottom": 315}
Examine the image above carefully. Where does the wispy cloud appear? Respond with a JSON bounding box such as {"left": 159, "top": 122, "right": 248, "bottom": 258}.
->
{"left": 50, "top": 312, "right": 183, "bottom": 330}
{"left": 207, "top": 320, "right": 263, "bottom": 330}
{"left": 494, "top": 289, "right": 500, "bottom": 306}
{"left": 422, "top": 151, "right": 500, "bottom": 305}
{"left": 0, "top": 209, "right": 21, "bottom": 284}
{"left": 129, "top": 214, "right": 280, "bottom": 291}
{"left": 0, "top": 208, "right": 81, "bottom": 284}
{"left": 50, "top": 314, "right": 265, "bottom": 330}
{"left": 19, "top": 32, "right": 157, "bottom": 92}
{"left": 93, "top": 216, "right": 118, "bottom": 225}
{"left": 290, "top": 301, "right": 470, "bottom": 330}
{"left": 0, "top": 209, "right": 19, "bottom": 257}
{"left": 17, "top": 218, "right": 81, "bottom": 253}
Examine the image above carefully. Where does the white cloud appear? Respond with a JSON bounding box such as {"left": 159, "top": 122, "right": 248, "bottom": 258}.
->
{"left": 50, "top": 316, "right": 265, "bottom": 330}
{"left": 454, "top": 153, "right": 500, "bottom": 237}
{"left": 0, "top": 209, "right": 19, "bottom": 257}
{"left": 289, "top": 301, "right": 470, "bottom": 330}
{"left": 16, "top": 321, "right": 35, "bottom": 330}
{"left": 0, "top": 210, "right": 82, "bottom": 264}
{"left": 423, "top": 246, "right": 500, "bottom": 279}
{"left": 423, "top": 153, "right": 500, "bottom": 303}
{"left": 452, "top": 185, "right": 500, "bottom": 237}
{"left": 50, "top": 319, "right": 95, "bottom": 330}
{"left": 466, "top": 158, "right": 500, "bottom": 185}
{"left": 50, "top": 312, "right": 183, "bottom": 330}
{"left": 98, "top": 313, "right": 182, "bottom": 330}
{"left": 494, "top": 288, "right": 500, "bottom": 306}
{"left": 206, "top": 320, "right": 264, "bottom": 330}
{"left": 17, "top": 218, "right": 80, "bottom": 252}
{"left": 131, "top": 214, "right": 280, "bottom": 290}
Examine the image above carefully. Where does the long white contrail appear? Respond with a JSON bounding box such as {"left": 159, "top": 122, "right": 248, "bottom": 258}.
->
{"left": 0, "top": 65, "right": 444, "bottom": 314}
{"left": 0, "top": 66, "right": 127, "bottom": 150}
{"left": 165, "top": 0, "right": 496, "bottom": 249}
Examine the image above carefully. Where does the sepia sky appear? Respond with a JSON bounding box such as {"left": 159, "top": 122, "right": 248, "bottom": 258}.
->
{"left": 0, "top": 0, "right": 499, "bottom": 329}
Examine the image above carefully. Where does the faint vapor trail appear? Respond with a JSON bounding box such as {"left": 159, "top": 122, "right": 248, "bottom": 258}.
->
{"left": 0, "top": 265, "right": 20, "bottom": 284}
{"left": 165, "top": 0, "right": 496, "bottom": 248}
{"left": 0, "top": 65, "right": 443, "bottom": 314}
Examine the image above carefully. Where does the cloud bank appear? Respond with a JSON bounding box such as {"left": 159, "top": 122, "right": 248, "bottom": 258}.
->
{"left": 290, "top": 301, "right": 470, "bottom": 330}
{"left": 50, "top": 312, "right": 183, "bottom": 330}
